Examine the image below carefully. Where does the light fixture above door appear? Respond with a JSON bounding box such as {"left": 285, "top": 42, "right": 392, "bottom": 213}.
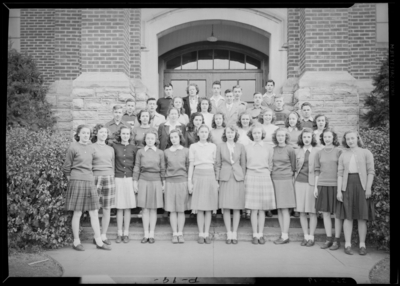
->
{"left": 207, "top": 25, "right": 218, "bottom": 42}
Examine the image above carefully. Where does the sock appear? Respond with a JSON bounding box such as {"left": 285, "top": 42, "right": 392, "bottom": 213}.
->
{"left": 94, "top": 237, "right": 104, "bottom": 247}
{"left": 253, "top": 232, "right": 259, "bottom": 238}
{"left": 309, "top": 235, "right": 314, "bottom": 241}
{"left": 360, "top": 242, "right": 366, "bottom": 248}
{"left": 123, "top": 230, "right": 129, "bottom": 236}
{"left": 144, "top": 230, "right": 149, "bottom": 238}
{"left": 173, "top": 232, "right": 178, "bottom": 236}
{"left": 227, "top": 231, "right": 232, "bottom": 239}
{"left": 177, "top": 232, "right": 183, "bottom": 236}
{"left": 117, "top": 229, "right": 123, "bottom": 236}
{"left": 101, "top": 233, "right": 107, "bottom": 240}
{"left": 204, "top": 232, "right": 209, "bottom": 238}
{"left": 199, "top": 232, "right": 204, "bottom": 238}
{"left": 334, "top": 237, "right": 340, "bottom": 242}
{"left": 282, "top": 233, "right": 288, "bottom": 240}
{"left": 73, "top": 238, "right": 81, "bottom": 247}
{"left": 149, "top": 230, "right": 155, "bottom": 238}
{"left": 345, "top": 242, "right": 351, "bottom": 248}
{"left": 232, "top": 232, "right": 237, "bottom": 240}
{"left": 304, "top": 234, "right": 308, "bottom": 240}
{"left": 258, "top": 232, "right": 263, "bottom": 239}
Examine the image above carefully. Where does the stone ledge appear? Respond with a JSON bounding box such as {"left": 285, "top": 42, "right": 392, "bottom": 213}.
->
{"left": 73, "top": 72, "right": 131, "bottom": 88}
{"left": 298, "top": 71, "right": 356, "bottom": 88}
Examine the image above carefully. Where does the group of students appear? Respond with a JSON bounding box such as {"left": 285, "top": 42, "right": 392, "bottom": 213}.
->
{"left": 63, "top": 80, "right": 375, "bottom": 256}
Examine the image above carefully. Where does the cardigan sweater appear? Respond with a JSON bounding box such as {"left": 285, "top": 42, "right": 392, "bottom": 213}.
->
{"left": 314, "top": 147, "right": 342, "bottom": 186}
{"left": 113, "top": 142, "right": 137, "bottom": 178}
{"left": 92, "top": 143, "right": 115, "bottom": 176}
{"left": 338, "top": 148, "right": 375, "bottom": 191}
{"left": 271, "top": 145, "right": 296, "bottom": 180}
{"left": 133, "top": 148, "right": 165, "bottom": 181}
{"left": 164, "top": 147, "right": 189, "bottom": 183}
{"left": 245, "top": 141, "right": 273, "bottom": 175}
{"left": 62, "top": 142, "right": 95, "bottom": 181}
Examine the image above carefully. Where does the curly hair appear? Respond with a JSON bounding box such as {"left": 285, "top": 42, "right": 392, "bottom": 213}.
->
{"left": 196, "top": 124, "right": 212, "bottom": 142}
{"left": 313, "top": 114, "right": 329, "bottom": 130}
{"left": 272, "top": 127, "right": 291, "bottom": 145}
{"left": 197, "top": 97, "right": 212, "bottom": 113}
{"left": 74, "top": 125, "right": 92, "bottom": 142}
{"left": 211, "top": 112, "right": 226, "bottom": 129}
{"left": 285, "top": 111, "right": 302, "bottom": 130}
{"left": 142, "top": 130, "right": 159, "bottom": 147}
{"left": 258, "top": 108, "right": 276, "bottom": 124}
{"left": 319, "top": 128, "right": 340, "bottom": 147}
{"left": 186, "top": 83, "right": 200, "bottom": 95}
{"left": 113, "top": 125, "right": 132, "bottom": 143}
{"left": 166, "top": 106, "right": 180, "bottom": 118}
{"left": 167, "top": 128, "right": 186, "bottom": 147}
{"left": 136, "top": 109, "right": 151, "bottom": 125}
{"left": 341, "top": 130, "right": 364, "bottom": 148}
{"left": 187, "top": 112, "right": 204, "bottom": 132}
{"left": 297, "top": 127, "right": 317, "bottom": 148}
{"left": 170, "top": 97, "right": 186, "bottom": 115}
{"left": 246, "top": 123, "right": 266, "bottom": 141}
{"left": 237, "top": 111, "right": 253, "bottom": 128}
{"left": 91, "top": 124, "right": 109, "bottom": 144}
{"left": 222, "top": 125, "right": 240, "bottom": 143}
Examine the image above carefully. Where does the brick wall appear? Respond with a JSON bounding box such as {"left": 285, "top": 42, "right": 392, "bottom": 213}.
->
{"left": 54, "top": 9, "right": 81, "bottom": 80}
{"left": 376, "top": 46, "right": 388, "bottom": 68}
{"left": 287, "top": 8, "right": 300, "bottom": 78}
{"left": 122, "top": 9, "right": 131, "bottom": 77}
{"left": 20, "top": 9, "right": 55, "bottom": 86}
{"left": 130, "top": 9, "right": 141, "bottom": 79}
{"left": 299, "top": 9, "right": 306, "bottom": 76}
{"left": 348, "top": 4, "right": 376, "bottom": 79}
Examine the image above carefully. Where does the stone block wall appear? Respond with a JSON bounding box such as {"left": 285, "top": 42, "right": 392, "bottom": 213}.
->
{"left": 130, "top": 9, "right": 141, "bottom": 79}
{"left": 287, "top": 8, "right": 300, "bottom": 78}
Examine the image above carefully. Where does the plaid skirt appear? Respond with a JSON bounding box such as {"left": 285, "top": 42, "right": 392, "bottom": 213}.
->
{"left": 245, "top": 170, "right": 276, "bottom": 211}
{"left": 336, "top": 174, "right": 375, "bottom": 221}
{"left": 191, "top": 168, "right": 218, "bottom": 211}
{"left": 315, "top": 185, "right": 337, "bottom": 213}
{"left": 65, "top": 179, "right": 100, "bottom": 212}
{"left": 95, "top": 175, "right": 116, "bottom": 209}
{"left": 272, "top": 178, "right": 296, "bottom": 209}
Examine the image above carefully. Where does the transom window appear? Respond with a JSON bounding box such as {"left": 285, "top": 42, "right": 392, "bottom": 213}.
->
{"left": 166, "top": 49, "right": 261, "bottom": 70}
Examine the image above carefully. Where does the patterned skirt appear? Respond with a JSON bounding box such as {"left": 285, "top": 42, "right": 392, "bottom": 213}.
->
{"left": 219, "top": 173, "right": 245, "bottom": 210}
{"left": 164, "top": 180, "right": 191, "bottom": 212}
{"left": 65, "top": 179, "right": 100, "bottom": 212}
{"left": 272, "top": 178, "right": 296, "bottom": 209}
{"left": 115, "top": 177, "right": 136, "bottom": 209}
{"left": 191, "top": 168, "right": 219, "bottom": 211}
{"left": 336, "top": 174, "right": 375, "bottom": 221}
{"left": 137, "top": 179, "right": 164, "bottom": 209}
{"left": 315, "top": 185, "right": 337, "bottom": 213}
{"left": 94, "top": 175, "right": 116, "bottom": 209}
{"left": 294, "top": 181, "right": 316, "bottom": 213}
{"left": 245, "top": 170, "right": 276, "bottom": 211}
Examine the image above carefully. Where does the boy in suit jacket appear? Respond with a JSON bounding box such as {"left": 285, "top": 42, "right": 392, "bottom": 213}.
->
{"left": 219, "top": 89, "right": 242, "bottom": 126}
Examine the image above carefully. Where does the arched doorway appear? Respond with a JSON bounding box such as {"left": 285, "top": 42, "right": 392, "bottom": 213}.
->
{"left": 159, "top": 41, "right": 269, "bottom": 102}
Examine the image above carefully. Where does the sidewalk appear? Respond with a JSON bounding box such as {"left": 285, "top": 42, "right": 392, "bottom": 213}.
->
{"left": 45, "top": 238, "right": 388, "bottom": 284}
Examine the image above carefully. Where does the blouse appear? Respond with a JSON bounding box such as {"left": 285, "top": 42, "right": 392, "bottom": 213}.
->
{"left": 189, "top": 142, "right": 216, "bottom": 169}
{"left": 178, "top": 113, "right": 190, "bottom": 125}
{"left": 202, "top": 112, "right": 214, "bottom": 130}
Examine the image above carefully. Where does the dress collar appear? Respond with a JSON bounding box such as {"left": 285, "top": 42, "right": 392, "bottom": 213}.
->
{"left": 197, "top": 141, "right": 209, "bottom": 147}
{"left": 251, "top": 141, "right": 264, "bottom": 146}
{"left": 303, "top": 146, "right": 313, "bottom": 153}
{"left": 144, "top": 146, "right": 157, "bottom": 152}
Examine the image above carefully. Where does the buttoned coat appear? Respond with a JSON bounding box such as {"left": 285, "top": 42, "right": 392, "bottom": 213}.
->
{"left": 157, "top": 122, "right": 187, "bottom": 151}
{"left": 219, "top": 102, "right": 243, "bottom": 126}
{"left": 216, "top": 142, "right": 246, "bottom": 182}
{"left": 294, "top": 147, "right": 321, "bottom": 185}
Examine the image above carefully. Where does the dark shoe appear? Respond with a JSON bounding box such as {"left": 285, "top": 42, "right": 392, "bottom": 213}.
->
{"left": 232, "top": 239, "right": 238, "bottom": 245}
{"left": 359, "top": 247, "right": 367, "bottom": 256}
{"left": 93, "top": 238, "right": 111, "bottom": 245}
{"left": 226, "top": 239, "right": 232, "bottom": 244}
{"left": 205, "top": 236, "right": 212, "bottom": 244}
{"left": 178, "top": 235, "right": 185, "bottom": 243}
{"left": 306, "top": 240, "right": 315, "bottom": 247}
{"left": 293, "top": 212, "right": 300, "bottom": 218}
{"left": 212, "top": 212, "right": 217, "bottom": 217}
{"left": 320, "top": 240, "right": 333, "bottom": 249}
{"left": 190, "top": 213, "right": 196, "bottom": 218}
{"left": 163, "top": 211, "right": 169, "bottom": 218}
{"left": 96, "top": 243, "right": 111, "bottom": 250}
{"left": 148, "top": 238, "right": 155, "bottom": 244}
{"left": 141, "top": 237, "right": 149, "bottom": 244}
{"left": 329, "top": 241, "right": 340, "bottom": 250}
{"left": 274, "top": 237, "right": 289, "bottom": 244}
{"left": 241, "top": 211, "right": 246, "bottom": 219}
{"left": 72, "top": 244, "right": 85, "bottom": 251}
{"left": 245, "top": 212, "right": 251, "bottom": 220}
{"left": 123, "top": 235, "right": 129, "bottom": 243}
{"left": 266, "top": 211, "right": 273, "bottom": 217}
{"left": 197, "top": 236, "right": 205, "bottom": 244}
{"left": 116, "top": 236, "right": 122, "bottom": 243}
{"left": 344, "top": 246, "right": 353, "bottom": 255}
{"left": 252, "top": 237, "right": 259, "bottom": 245}
{"left": 110, "top": 209, "right": 117, "bottom": 218}
{"left": 300, "top": 239, "right": 308, "bottom": 246}
{"left": 258, "top": 236, "right": 266, "bottom": 245}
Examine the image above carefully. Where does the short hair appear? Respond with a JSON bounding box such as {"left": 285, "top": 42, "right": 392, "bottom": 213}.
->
{"left": 125, "top": 98, "right": 135, "bottom": 104}
{"left": 224, "top": 89, "right": 232, "bottom": 95}
{"left": 247, "top": 123, "right": 266, "bottom": 141}
{"left": 237, "top": 111, "right": 253, "bottom": 128}
{"left": 297, "top": 128, "right": 317, "bottom": 148}
{"left": 187, "top": 112, "right": 204, "bottom": 132}
{"left": 167, "top": 128, "right": 186, "bottom": 147}
{"left": 197, "top": 97, "right": 212, "bottom": 113}
{"left": 258, "top": 108, "right": 276, "bottom": 124}
{"left": 166, "top": 106, "right": 180, "bottom": 117}
{"left": 146, "top": 97, "right": 157, "bottom": 104}
{"left": 212, "top": 80, "right": 221, "bottom": 87}
{"left": 272, "top": 127, "right": 291, "bottom": 145}
{"left": 313, "top": 114, "right": 330, "bottom": 130}
{"left": 222, "top": 124, "right": 240, "bottom": 143}
{"left": 285, "top": 111, "right": 302, "bottom": 130}
{"left": 91, "top": 124, "right": 109, "bottom": 144}
{"left": 114, "top": 125, "right": 132, "bottom": 143}
{"left": 253, "top": 92, "right": 262, "bottom": 98}
{"left": 212, "top": 112, "right": 226, "bottom": 129}
{"left": 265, "top": 79, "right": 275, "bottom": 86}
{"left": 137, "top": 109, "right": 151, "bottom": 125}
{"left": 320, "top": 128, "right": 340, "bottom": 147}
{"left": 142, "top": 130, "right": 159, "bottom": 147}
{"left": 342, "top": 130, "right": 364, "bottom": 148}
{"left": 170, "top": 97, "right": 186, "bottom": 115}
{"left": 164, "top": 83, "right": 173, "bottom": 89}
{"left": 186, "top": 83, "right": 200, "bottom": 95}
{"left": 301, "top": 102, "right": 312, "bottom": 110}
{"left": 74, "top": 125, "right": 92, "bottom": 142}
{"left": 196, "top": 124, "right": 212, "bottom": 142}
{"left": 274, "top": 95, "right": 284, "bottom": 101}
{"left": 232, "top": 85, "right": 242, "bottom": 91}
{"left": 113, "top": 104, "right": 123, "bottom": 111}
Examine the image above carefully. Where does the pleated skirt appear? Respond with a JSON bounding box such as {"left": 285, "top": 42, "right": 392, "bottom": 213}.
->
{"left": 137, "top": 179, "right": 163, "bottom": 209}
{"left": 336, "top": 174, "right": 375, "bottom": 221}
{"left": 115, "top": 177, "right": 136, "bottom": 209}
{"left": 315, "top": 185, "right": 337, "bottom": 213}
{"left": 94, "top": 175, "right": 116, "bottom": 209}
{"left": 294, "top": 181, "right": 316, "bottom": 213}
{"left": 272, "top": 178, "right": 296, "bottom": 209}
{"left": 245, "top": 171, "right": 276, "bottom": 211}
{"left": 191, "top": 168, "right": 218, "bottom": 211}
{"left": 65, "top": 179, "right": 100, "bottom": 212}
{"left": 219, "top": 173, "right": 245, "bottom": 210}
{"left": 164, "top": 180, "right": 191, "bottom": 212}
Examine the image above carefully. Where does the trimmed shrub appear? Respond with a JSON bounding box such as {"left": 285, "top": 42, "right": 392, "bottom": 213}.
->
{"left": 7, "top": 126, "right": 73, "bottom": 249}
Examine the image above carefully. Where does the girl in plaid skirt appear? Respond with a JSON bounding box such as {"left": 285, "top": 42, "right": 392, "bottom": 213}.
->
{"left": 62, "top": 125, "right": 111, "bottom": 251}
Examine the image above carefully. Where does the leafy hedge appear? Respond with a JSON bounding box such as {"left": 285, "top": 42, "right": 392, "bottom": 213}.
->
{"left": 360, "top": 123, "right": 390, "bottom": 250}
{"left": 7, "top": 126, "right": 73, "bottom": 249}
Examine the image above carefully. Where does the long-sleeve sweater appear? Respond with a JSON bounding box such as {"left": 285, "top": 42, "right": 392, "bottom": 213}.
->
{"left": 62, "top": 142, "right": 95, "bottom": 181}
{"left": 92, "top": 143, "right": 115, "bottom": 176}
{"left": 245, "top": 141, "right": 273, "bottom": 175}
{"left": 164, "top": 148, "right": 189, "bottom": 182}
{"left": 112, "top": 142, "right": 137, "bottom": 178}
{"left": 133, "top": 148, "right": 165, "bottom": 181}
{"left": 271, "top": 145, "right": 296, "bottom": 180}
{"left": 314, "top": 147, "right": 342, "bottom": 186}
